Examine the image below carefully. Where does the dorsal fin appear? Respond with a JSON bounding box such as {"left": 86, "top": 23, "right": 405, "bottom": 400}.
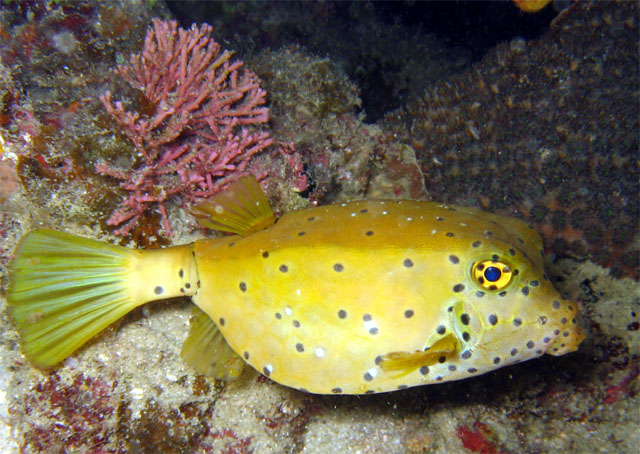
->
{"left": 181, "top": 306, "right": 245, "bottom": 381}
{"left": 192, "top": 175, "right": 275, "bottom": 236}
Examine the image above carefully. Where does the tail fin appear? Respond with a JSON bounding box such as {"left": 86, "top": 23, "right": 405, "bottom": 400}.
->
{"left": 7, "top": 229, "right": 198, "bottom": 368}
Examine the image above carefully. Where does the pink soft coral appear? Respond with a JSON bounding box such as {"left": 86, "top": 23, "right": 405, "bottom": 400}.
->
{"left": 98, "top": 19, "right": 272, "bottom": 236}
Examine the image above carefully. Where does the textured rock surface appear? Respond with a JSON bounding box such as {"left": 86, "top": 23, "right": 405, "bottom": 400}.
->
{"left": 383, "top": 1, "right": 639, "bottom": 279}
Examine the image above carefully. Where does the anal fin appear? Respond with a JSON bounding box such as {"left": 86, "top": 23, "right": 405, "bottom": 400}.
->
{"left": 181, "top": 306, "right": 245, "bottom": 380}
{"left": 379, "top": 334, "right": 458, "bottom": 378}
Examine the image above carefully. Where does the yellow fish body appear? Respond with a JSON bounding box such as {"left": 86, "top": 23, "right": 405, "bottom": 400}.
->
{"left": 7, "top": 177, "right": 584, "bottom": 394}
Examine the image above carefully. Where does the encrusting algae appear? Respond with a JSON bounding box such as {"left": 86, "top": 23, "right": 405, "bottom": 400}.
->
{"left": 8, "top": 176, "right": 585, "bottom": 395}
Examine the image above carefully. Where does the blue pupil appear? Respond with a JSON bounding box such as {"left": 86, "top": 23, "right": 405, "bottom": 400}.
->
{"left": 484, "top": 266, "right": 502, "bottom": 282}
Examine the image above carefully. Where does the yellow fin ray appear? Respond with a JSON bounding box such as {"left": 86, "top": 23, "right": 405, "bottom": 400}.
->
{"left": 192, "top": 175, "right": 275, "bottom": 236}
{"left": 379, "top": 334, "right": 458, "bottom": 378}
{"left": 181, "top": 306, "right": 244, "bottom": 380}
{"left": 7, "top": 230, "right": 144, "bottom": 368}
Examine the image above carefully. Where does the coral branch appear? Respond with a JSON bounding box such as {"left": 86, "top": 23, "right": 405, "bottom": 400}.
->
{"left": 98, "top": 19, "right": 271, "bottom": 236}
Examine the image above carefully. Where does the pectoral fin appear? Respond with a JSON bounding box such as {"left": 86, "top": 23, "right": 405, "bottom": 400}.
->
{"left": 181, "top": 306, "right": 244, "bottom": 381}
{"left": 379, "top": 334, "right": 458, "bottom": 377}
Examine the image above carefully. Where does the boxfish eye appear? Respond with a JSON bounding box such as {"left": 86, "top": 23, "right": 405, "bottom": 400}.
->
{"left": 471, "top": 259, "right": 513, "bottom": 291}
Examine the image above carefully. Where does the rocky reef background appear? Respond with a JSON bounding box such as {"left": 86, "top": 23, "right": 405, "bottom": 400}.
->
{"left": 0, "top": 1, "right": 637, "bottom": 453}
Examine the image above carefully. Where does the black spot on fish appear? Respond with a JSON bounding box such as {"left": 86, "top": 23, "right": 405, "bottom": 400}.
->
{"left": 468, "top": 368, "right": 478, "bottom": 374}
{"left": 363, "top": 314, "right": 372, "bottom": 321}
{"left": 462, "top": 332, "right": 471, "bottom": 342}
{"left": 275, "top": 312, "right": 282, "bottom": 319}
{"left": 513, "top": 318, "right": 522, "bottom": 327}
{"left": 446, "top": 232, "right": 454, "bottom": 237}
{"left": 239, "top": 282, "right": 247, "bottom": 292}
{"left": 403, "top": 258, "right": 414, "bottom": 268}
{"left": 185, "top": 283, "right": 191, "bottom": 289}
{"left": 244, "top": 352, "right": 249, "bottom": 360}
{"left": 472, "top": 241, "right": 482, "bottom": 248}
{"left": 522, "top": 286, "right": 530, "bottom": 296}
{"left": 279, "top": 264, "right": 288, "bottom": 273}
{"left": 360, "top": 209, "right": 368, "bottom": 213}
{"left": 293, "top": 320, "right": 300, "bottom": 328}
{"left": 262, "top": 251, "right": 269, "bottom": 258}
{"left": 338, "top": 309, "right": 347, "bottom": 319}
{"left": 461, "top": 350, "right": 472, "bottom": 359}
{"left": 298, "top": 231, "right": 305, "bottom": 236}
{"left": 488, "top": 314, "right": 498, "bottom": 325}
{"left": 296, "top": 343, "right": 304, "bottom": 352}
{"left": 449, "top": 255, "right": 459, "bottom": 264}
{"left": 419, "top": 366, "right": 429, "bottom": 375}
{"left": 493, "top": 357, "right": 500, "bottom": 364}
{"left": 369, "top": 327, "right": 378, "bottom": 335}
{"left": 405, "top": 310, "right": 414, "bottom": 318}
{"left": 438, "top": 356, "right": 446, "bottom": 363}
{"left": 364, "top": 372, "right": 374, "bottom": 381}
{"left": 437, "top": 325, "right": 446, "bottom": 335}
{"left": 228, "top": 242, "right": 235, "bottom": 248}
{"left": 179, "top": 269, "right": 184, "bottom": 278}
{"left": 332, "top": 387, "right": 342, "bottom": 394}
{"left": 219, "top": 318, "right": 225, "bottom": 326}
{"left": 460, "top": 313, "right": 470, "bottom": 325}
{"left": 375, "top": 355, "right": 383, "bottom": 365}
{"left": 333, "top": 263, "right": 344, "bottom": 272}
{"left": 511, "top": 348, "right": 518, "bottom": 356}
{"left": 453, "top": 283, "right": 465, "bottom": 292}
{"left": 154, "top": 286, "right": 163, "bottom": 295}
{"left": 526, "top": 340, "right": 535, "bottom": 349}
{"left": 366, "top": 230, "right": 374, "bottom": 236}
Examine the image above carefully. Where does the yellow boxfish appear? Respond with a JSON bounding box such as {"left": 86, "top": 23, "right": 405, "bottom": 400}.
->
{"left": 7, "top": 176, "right": 584, "bottom": 394}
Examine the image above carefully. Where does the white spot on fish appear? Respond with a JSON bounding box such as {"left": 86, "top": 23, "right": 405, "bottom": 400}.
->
{"left": 364, "top": 319, "right": 378, "bottom": 332}
{"left": 407, "top": 217, "right": 413, "bottom": 221}
{"left": 382, "top": 211, "right": 388, "bottom": 215}
{"left": 265, "top": 364, "right": 274, "bottom": 374}
{"left": 432, "top": 229, "right": 437, "bottom": 234}
{"left": 351, "top": 212, "right": 356, "bottom": 217}
{"left": 285, "top": 306, "right": 293, "bottom": 316}
{"left": 367, "top": 367, "right": 378, "bottom": 379}
{"left": 315, "top": 347, "right": 326, "bottom": 358}
{"left": 296, "top": 289, "right": 301, "bottom": 296}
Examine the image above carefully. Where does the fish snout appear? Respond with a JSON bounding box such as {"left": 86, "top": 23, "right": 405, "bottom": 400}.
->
{"left": 546, "top": 305, "right": 586, "bottom": 356}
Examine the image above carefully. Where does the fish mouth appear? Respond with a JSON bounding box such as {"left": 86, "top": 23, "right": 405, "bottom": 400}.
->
{"left": 546, "top": 311, "right": 586, "bottom": 356}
